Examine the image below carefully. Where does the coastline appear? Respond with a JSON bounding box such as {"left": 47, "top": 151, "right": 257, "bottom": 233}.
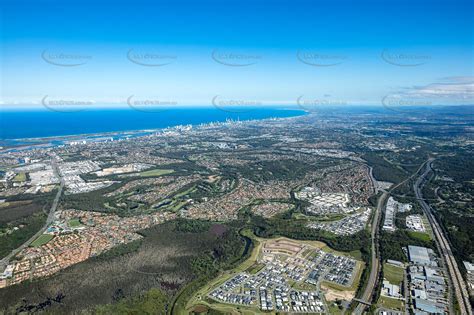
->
{"left": 0, "top": 107, "right": 308, "bottom": 150}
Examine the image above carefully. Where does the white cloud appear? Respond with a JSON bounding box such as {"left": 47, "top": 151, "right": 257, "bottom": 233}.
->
{"left": 407, "top": 76, "right": 474, "bottom": 100}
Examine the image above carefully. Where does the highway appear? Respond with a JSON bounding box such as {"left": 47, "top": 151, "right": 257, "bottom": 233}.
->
{"left": 354, "top": 160, "right": 432, "bottom": 314}
{"left": 0, "top": 159, "right": 64, "bottom": 271}
{"left": 353, "top": 188, "right": 387, "bottom": 314}
{"left": 414, "top": 159, "right": 472, "bottom": 315}
{"left": 354, "top": 165, "right": 387, "bottom": 314}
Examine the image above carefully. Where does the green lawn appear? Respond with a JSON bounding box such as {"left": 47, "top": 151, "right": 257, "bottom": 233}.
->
{"left": 321, "top": 245, "right": 362, "bottom": 261}
{"left": 139, "top": 169, "right": 174, "bottom": 177}
{"left": 30, "top": 234, "right": 54, "bottom": 247}
{"left": 408, "top": 230, "right": 431, "bottom": 241}
{"left": 245, "top": 262, "right": 265, "bottom": 274}
{"left": 348, "top": 249, "right": 363, "bottom": 260}
{"left": 327, "top": 302, "right": 344, "bottom": 314}
{"left": 13, "top": 172, "right": 26, "bottom": 182}
{"left": 68, "top": 219, "right": 82, "bottom": 228}
{"left": 378, "top": 296, "right": 404, "bottom": 311}
{"left": 383, "top": 262, "right": 404, "bottom": 284}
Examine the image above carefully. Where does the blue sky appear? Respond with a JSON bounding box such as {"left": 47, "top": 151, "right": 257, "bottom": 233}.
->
{"left": 1, "top": 0, "right": 473, "bottom": 108}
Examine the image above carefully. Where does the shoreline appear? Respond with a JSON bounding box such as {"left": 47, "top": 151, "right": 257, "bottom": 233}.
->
{"left": 0, "top": 109, "right": 308, "bottom": 149}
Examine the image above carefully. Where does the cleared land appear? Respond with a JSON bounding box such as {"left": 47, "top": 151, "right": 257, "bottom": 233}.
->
{"left": 378, "top": 296, "right": 404, "bottom": 311}
{"left": 383, "top": 263, "right": 404, "bottom": 284}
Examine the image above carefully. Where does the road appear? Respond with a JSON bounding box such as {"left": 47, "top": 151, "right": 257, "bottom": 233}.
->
{"left": 0, "top": 159, "right": 64, "bottom": 271}
{"left": 414, "top": 159, "right": 472, "bottom": 315}
{"left": 353, "top": 165, "right": 386, "bottom": 314}
{"left": 353, "top": 189, "right": 387, "bottom": 314}
{"left": 354, "top": 160, "right": 431, "bottom": 314}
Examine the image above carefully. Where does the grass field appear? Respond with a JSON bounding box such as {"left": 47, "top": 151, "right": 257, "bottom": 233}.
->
{"left": 377, "top": 296, "right": 404, "bottom": 311}
{"left": 348, "top": 249, "right": 363, "bottom": 260}
{"left": 68, "top": 219, "right": 82, "bottom": 228}
{"left": 0, "top": 201, "right": 11, "bottom": 208}
{"left": 139, "top": 169, "right": 174, "bottom": 177}
{"left": 245, "top": 262, "right": 265, "bottom": 274}
{"left": 408, "top": 230, "right": 431, "bottom": 241}
{"left": 13, "top": 172, "right": 26, "bottom": 182}
{"left": 321, "top": 245, "right": 363, "bottom": 261}
{"left": 30, "top": 234, "right": 54, "bottom": 247}
{"left": 327, "top": 301, "right": 344, "bottom": 314}
{"left": 383, "top": 262, "right": 404, "bottom": 284}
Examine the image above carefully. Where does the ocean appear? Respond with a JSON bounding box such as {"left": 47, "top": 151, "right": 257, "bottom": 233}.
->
{"left": 0, "top": 106, "right": 305, "bottom": 140}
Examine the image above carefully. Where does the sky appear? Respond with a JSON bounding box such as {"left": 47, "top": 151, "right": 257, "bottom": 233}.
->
{"left": 0, "top": 0, "right": 473, "bottom": 109}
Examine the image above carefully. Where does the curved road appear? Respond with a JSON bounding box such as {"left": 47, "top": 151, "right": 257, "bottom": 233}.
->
{"left": 0, "top": 159, "right": 64, "bottom": 271}
{"left": 415, "top": 159, "right": 472, "bottom": 315}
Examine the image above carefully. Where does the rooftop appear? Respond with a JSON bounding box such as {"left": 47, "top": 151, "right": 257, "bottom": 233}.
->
{"left": 408, "top": 246, "right": 431, "bottom": 264}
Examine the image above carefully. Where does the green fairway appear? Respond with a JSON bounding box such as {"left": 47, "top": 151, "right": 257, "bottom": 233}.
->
{"left": 383, "top": 262, "right": 404, "bottom": 284}
{"left": 170, "top": 200, "right": 189, "bottom": 212}
{"left": 139, "top": 169, "right": 174, "bottom": 177}
{"left": 31, "top": 234, "right": 54, "bottom": 247}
